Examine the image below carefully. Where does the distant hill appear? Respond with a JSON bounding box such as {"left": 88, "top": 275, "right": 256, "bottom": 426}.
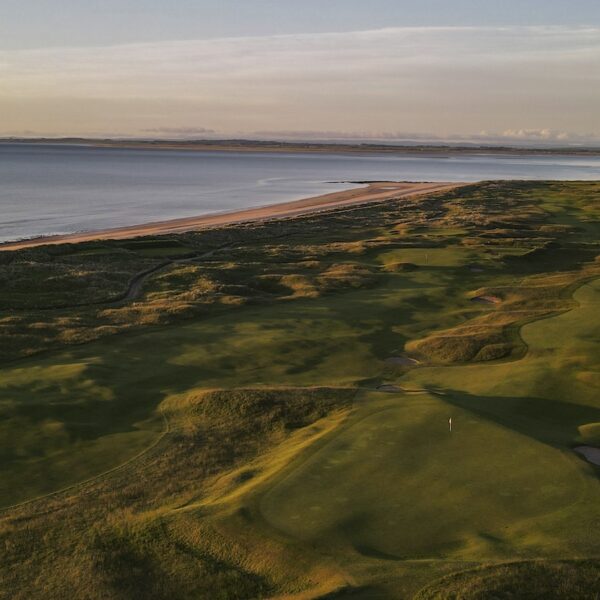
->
{"left": 3, "top": 137, "right": 600, "bottom": 156}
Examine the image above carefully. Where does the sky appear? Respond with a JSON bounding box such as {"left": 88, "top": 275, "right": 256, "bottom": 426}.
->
{"left": 1, "top": 1, "right": 599, "bottom": 144}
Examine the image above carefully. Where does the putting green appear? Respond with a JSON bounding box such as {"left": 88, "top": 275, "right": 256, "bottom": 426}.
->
{"left": 258, "top": 393, "right": 583, "bottom": 560}
{"left": 256, "top": 279, "right": 600, "bottom": 561}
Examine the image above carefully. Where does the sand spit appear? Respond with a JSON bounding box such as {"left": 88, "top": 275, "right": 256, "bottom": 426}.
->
{"left": 0, "top": 182, "right": 464, "bottom": 251}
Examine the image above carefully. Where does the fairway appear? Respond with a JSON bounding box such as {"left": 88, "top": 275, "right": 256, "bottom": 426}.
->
{"left": 255, "top": 279, "right": 600, "bottom": 565}
{"left": 0, "top": 253, "right": 488, "bottom": 506}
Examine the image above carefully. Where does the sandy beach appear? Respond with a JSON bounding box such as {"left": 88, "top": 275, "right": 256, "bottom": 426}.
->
{"left": 0, "top": 181, "right": 463, "bottom": 251}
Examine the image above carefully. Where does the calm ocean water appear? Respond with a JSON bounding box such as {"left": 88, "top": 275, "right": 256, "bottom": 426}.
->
{"left": 1, "top": 143, "right": 600, "bottom": 243}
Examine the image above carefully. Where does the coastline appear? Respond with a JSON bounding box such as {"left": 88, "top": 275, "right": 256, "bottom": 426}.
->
{"left": 4, "top": 139, "right": 600, "bottom": 156}
{"left": 0, "top": 181, "right": 464, "bottom": 251}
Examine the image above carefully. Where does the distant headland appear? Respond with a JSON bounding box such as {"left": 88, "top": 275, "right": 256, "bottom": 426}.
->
{"left": 2, "top": 137, "right": 600, "bottom": 156}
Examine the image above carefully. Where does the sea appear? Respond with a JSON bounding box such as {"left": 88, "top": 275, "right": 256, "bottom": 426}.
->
{"left": 1, "top": 143, "right": 600, "bottom": 243}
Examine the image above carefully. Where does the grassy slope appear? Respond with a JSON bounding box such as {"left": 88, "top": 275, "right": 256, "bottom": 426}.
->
{"left": 0, "top": 181, "right": 598, "bottom": 598}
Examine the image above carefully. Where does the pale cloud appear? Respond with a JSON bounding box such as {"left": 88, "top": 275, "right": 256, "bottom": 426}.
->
{"left": 142, "top": 126, "right": 216, "bottom": 136}
{"left": 1, "top": 26, "right": 599, "bottom": 140}
{"left": 252, "top": 128, "right": 600, "bottom": 145}
{"left": 500, "top": 128, "right": 569, "bottom": 140}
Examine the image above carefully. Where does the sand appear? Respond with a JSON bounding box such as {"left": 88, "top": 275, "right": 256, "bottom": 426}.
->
{"left": 0, "top": 181, "right": 464, "bottom": 251}
{"left": 574, "top": 446, "right": 600, "bottom": 466}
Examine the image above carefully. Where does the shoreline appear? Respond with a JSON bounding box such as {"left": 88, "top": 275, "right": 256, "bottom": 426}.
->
{"left": 0, "top": 181, "right": 464, "bottom": 251}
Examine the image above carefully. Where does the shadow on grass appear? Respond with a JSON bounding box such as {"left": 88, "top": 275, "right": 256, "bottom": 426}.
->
{"left": 428, "top": 386, "right": 600, "bottom": 453}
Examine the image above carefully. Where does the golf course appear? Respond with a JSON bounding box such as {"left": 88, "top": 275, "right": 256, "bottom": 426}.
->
{"left": 0, "top": 181, "right": 598, "bottom": 599}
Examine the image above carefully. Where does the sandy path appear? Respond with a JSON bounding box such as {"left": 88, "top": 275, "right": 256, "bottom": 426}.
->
{"left": 0, "top": 181, "right": 464, "bottom": 251}
{"left": 118, "top": 244, "right": 232, "bottom": 305}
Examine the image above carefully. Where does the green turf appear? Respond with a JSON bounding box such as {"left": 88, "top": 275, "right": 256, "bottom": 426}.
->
{"left": 254, "top": 283, "right": 600, "bottom": 562}
{"left": 0, "top": 181, "right": 598, "bottom": 598}
{"left": 0, "top": 251, "right": 502, "bottom": 506}
{"left": 257, "top": 391, "right": 586, "bottom": 560}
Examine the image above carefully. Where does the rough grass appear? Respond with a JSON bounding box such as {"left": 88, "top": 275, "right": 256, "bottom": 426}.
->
{"left": 0, "top": 387, "right": 354, "bottom": 600}
{"left": 414, "top": 560, "right": 600, "bottom": 600}
{"left": 0, "top": 181, "right": 599, "bottom": 599}
{"left": 406, "top": 268, "right": 600, "bottom": 364}
{"left": 2, "top": 181, "right": 598, "bottom": 364}
{"left": 0, "top": 252, "right": 158, "bottom": 309}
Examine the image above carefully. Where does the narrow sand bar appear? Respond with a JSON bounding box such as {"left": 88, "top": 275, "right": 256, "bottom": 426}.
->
{"left": 0, "top": 181, "right": 464, "bottom": 251}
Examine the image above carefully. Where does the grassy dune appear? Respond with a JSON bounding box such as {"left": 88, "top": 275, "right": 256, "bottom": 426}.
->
{"left": 0, "top": 181, "right": 598, "bottom": 598}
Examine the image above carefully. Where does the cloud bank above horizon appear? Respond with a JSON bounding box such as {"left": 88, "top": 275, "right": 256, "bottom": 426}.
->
{"left": 1, "top": 26, "right": 599, "bottom": 144}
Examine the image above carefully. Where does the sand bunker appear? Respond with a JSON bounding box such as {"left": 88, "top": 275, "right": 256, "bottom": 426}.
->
{"left": 574, "top": 446, "right": 600, "bottom": 466}
{"left": 471, "top": 295, "right": 501, "bottom": 304}
{"left": 385, "top": 356, "right": 419, "bottom": 367}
